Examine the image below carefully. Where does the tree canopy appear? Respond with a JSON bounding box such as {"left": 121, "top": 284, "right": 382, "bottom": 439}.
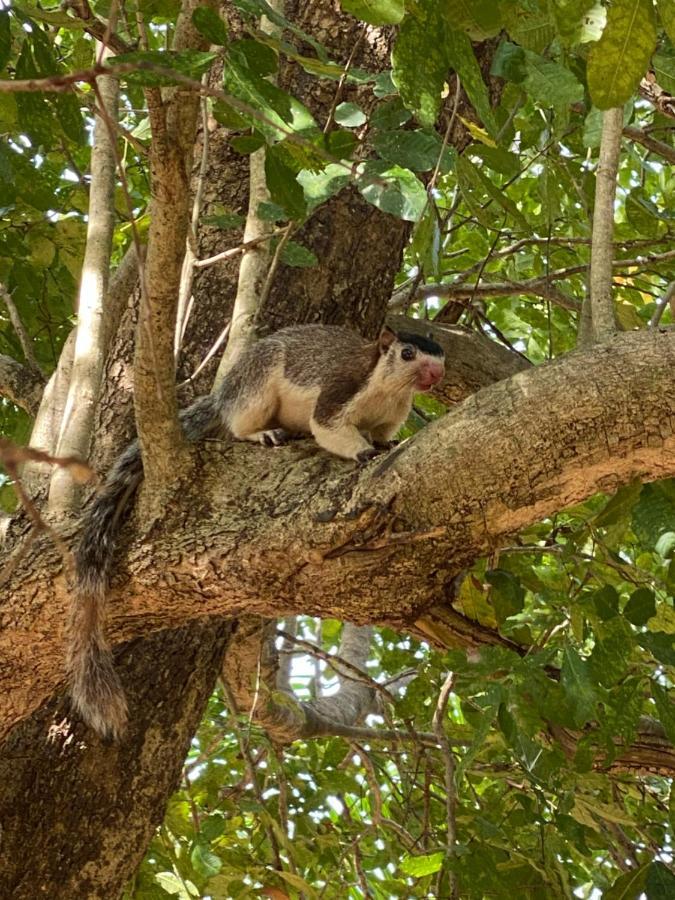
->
{"left": 1, "top": 0, "right": 675, "bottom": 898}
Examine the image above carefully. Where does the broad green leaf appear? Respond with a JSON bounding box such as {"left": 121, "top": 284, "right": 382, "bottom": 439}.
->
{"left": 638, "top": 632, "right": 675, "bottom": 667}
{"left": 626, "top": 190, "right": 662, "bottom": 237}
{"left": 490, "top": 41, "right": 528, "bottom": 83}
{"left": 623, "top": 588, "right": 656, "bottom": 626}
{"left": 590, "top": 617, "right": 634, "bottom": 686}
{"left": 333, "top": 102, "right": 367, "bottom": 127}
{"left": 561, "top": 645, "right": 598, "bottom": 727}
{"left": 655, "top": 0, "right": 675, "bottom": 44}
{"left": 279, "top": 240, "right": 318, "bottom": 268}
{"left": 587, "top": 0, "right": 657, "bottom": 109}
{"left": 445, "top": 0, "right": 502, "bottom": 39}
{"left": 373, "top": 130, "right": 448, "bottom": 173}
{"left": 456, "top": 574, "right": 498, "bottom": 628}
{"left": 592, "top": 585, "right": 619, "bottom": 620}
{"left": 358, "top": 162, "right": 427, "bottom": 221}
{"left": 551, "top": 0, "right": 597, "bottom": 44}
{"left": 651, "top": 681, "right": 675, "bottom": 743}
{"left": 505, "top": 7, "right": 556, "bottom": 52}
{"left": 485, "top": 569, "right": 525, "bottom": 624}
{"left": 233, "top": 0, "right": 329, "bottom": 61}
{"left": 653, "top": 48, "right": 675, "bottom": 95}
{"left": 111, "top": 50, "right": 217, "bottom": 85}
{"left": 265, "top": 144, "right": 306, "bottom": 220}
{"left": 646, "top": 861, "right": 675, "bottom": 899}
{"left": 340, "top": 0, "right": 404, "bottom": 25}
{"left": 604, "top": 862, "right": 650, "bottom": 899}
{"left": 191, "top": 7, "right": 229, "bottom": 45}
{"left": 392, "top": 6, "right": 448, "bottom": 127}
{"left": 190, "top": 843, "right": 222, "bottom": 878}
{"left": 371, "top": 98, "right": 412, "bottom": 130}
{"left": 632, "top": 482, "right": 675, "bottom": 550}
{"left": 444, "top": 27, "right": 498, "bottom": 137}
{"left": 297, "top": 164, "right": 350, "bottom": 209}
{"left": 521, "top": 51, "right": 584, "bottom": 109}
{"left": 400, "top": 852, "right": 444, "bottom": 876}
{"left": 231, "top": 39, "right": 277, "bottom": 77}
{"left": 230, "top": 134, "right": 266, "bottom": 154}
{"left": 56, "top": 93, "right": 85, "bottom": 144}
{"left": 594, "top": 481, "right": 642, "bottom": 528}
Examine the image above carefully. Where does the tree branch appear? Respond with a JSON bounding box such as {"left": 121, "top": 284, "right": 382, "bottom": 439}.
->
{"left": 48, "top": 49, "right": 120, "bottom": 517}
{"left": 132, "top": 0, "right": 211, "bottom": 497}
{"left": 587, "top": 107, "right": 623, "bottom": 344}
{"left": 623, "top": 125, "right": 675, "bottom": 165}
{"left": 0, "top": 284, "right": 44, "bottom": 377}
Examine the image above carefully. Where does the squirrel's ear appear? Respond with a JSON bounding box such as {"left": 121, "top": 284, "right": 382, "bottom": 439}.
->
{"left": 378, "top": 325, "right": 397, "bottom": 354}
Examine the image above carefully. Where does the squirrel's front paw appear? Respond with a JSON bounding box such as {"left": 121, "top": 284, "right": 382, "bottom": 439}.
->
{"left": 356, "top": 448, "right": 379, "bottom": 465}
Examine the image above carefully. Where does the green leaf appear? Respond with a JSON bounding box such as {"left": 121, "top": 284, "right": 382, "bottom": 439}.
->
{"left": 231, "top": 39, "right": 278, "bottom": 77}
{"left": 445, "top": 0, "right": 502, "bottom": 39}
{"left": 624, "top": 588, "right": 656, "bottom": 626}
{"left": 604, "top": 862, "right": 650, "bottom": 899}
{"left": 594, "top": 480, "right": 641, "bottom": 527}
{"left": 592, "top": 585, "right": 619, "bottom": 620}
{"left": 230, "top": 133, "right": 266, "bottom": 154}
{"left": 298, "top": 164, "right": 350, "bottom": 210}
{"left": 373, "top": 130, "right": 447, "bottom": 173}
{"left": 589, "top": 617, "right": 634, "bottom": 686}
{"left": 655, "top": 0, "right": 675, "bottom": 44}
{"left": 444, "top": 27, "right": 498, "bottom": 136}
{"left": 638, "top": 632, "right": 675, "bottom": 667}
{"left": 340, "top": 0, "right": 404, "bottom": 25}
{"left": 333, "top": 102, "right": 367, "bottom": 127}
{"left": 191, "top": 7, "right": 229, "bottom": 45}
{"left": 111, "top": 50, "right": 217, "bottom": 85}
{"left": 256, "top": 200, "right": 287, "bottom": 221}
{"left": 653, "top": 48, "right": 675, "bottom": 95}
{"left": 190, "top": 843, "right": 222, "bottom": 878}
{"left": 0, "top": 10, "right": 10, "bottom": 72}
{"left": 392, "top": 6, "right": 448, "bottom": 127}
{"left": 626, "top": 190, "right": 662, "bottom": 237}
{"left": 280, "top": 240, "right": 318, "bottom": 268}
{"left": 358, "top": 162, "right": 427, "bottom": 222}
{"left": 551, "top": 0, "right": 597, "bottom": 45}
{"left": 521, "top": 50, "right": 584, "bottom": 109}
{"left": 587, "top": 0, "right": 658, "bottom": 109}
{"left": 371, "top": 97, "right": 412, "bottom": 130}
{"left": 505, "top": 6, "right": 556, "bottom": 52}
{"left": 265, "top": 144, "right": 306, "bottom": 220}
{"left": 400, "top": 851, "right": 444, "bottom": 877}
{"left": 56, "top": 93, "right": 85, "bottom": 144}
{"left": 632, "top": 482, "right": 675, "bottom": 550}
{"left": 485, "top": 569, "right": 525, "bottom": 625}
{"left": 651, "top": 681, "right": 675, "bottom": 743}
{"left": 456, "top": 156, "right": 529, "bottom": 231}
{"left": 646, "top": 861, "right": 675, "bottom": 899}
{"left": 561, "top": 645, "right": 598, "bottom": 727}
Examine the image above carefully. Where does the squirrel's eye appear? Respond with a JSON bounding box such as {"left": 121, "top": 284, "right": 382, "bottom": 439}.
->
{"left": 401, "top": 347, "right": 415, "bottom": 361}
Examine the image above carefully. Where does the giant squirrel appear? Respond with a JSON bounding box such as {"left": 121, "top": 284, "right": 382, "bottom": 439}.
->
{"left": 68, "top": 324, "right": 445, "bottom": 739}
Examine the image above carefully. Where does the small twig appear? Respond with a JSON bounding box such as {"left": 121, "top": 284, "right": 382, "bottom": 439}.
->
{"left": 432, "top": 672, "right": 458, "bottom": 900}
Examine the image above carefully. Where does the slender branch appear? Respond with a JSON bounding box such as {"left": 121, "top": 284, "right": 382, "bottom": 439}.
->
{"left": 587, "top": 107, "right": 623, "bottom": 344}
{"left": 432, "top": 672, "right": 458, "bottom": 900}
{"left": 0, "top": 284, "right": 44, "bottom": 376}
{"left": 649, "top": 280, "right": 675, "bottom": 328}
{"left": 623, "top": 126, "right": 675, "bottom": 166}
{"left": 62, "top": 0, "right": 132, "bottom": 54}
{"left": 48, "top": 48, "right": 120, "bottom": 517}
{"left": 214, "top": 0, "right": 286, "bottom": 384}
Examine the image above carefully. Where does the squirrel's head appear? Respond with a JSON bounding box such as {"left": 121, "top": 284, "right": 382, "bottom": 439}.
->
{"left": 376, "top": 326, "right": 445, "bottom": 392}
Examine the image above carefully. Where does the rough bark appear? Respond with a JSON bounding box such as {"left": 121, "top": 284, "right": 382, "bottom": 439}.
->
{"left": 3, "top": 327, "right": 674, "bottom": 743}
{"left": 0, "top": 354, "right": 44, "bottom": 415}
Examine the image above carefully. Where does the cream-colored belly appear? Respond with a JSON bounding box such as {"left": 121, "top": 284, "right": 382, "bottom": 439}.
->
{"left": 275, "top": 377, "right": 320, "bottom": 432}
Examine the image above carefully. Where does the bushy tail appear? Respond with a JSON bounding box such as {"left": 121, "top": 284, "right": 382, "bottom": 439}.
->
{"left": 68, "top": 395, "right": 221, "bottom": 739}
{"left": 68, "top": 440, "right": 143, "bottom": 739}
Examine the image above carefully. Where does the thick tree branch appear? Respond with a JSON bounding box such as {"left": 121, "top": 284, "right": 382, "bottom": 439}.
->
{"left": 3, "top": 328, "right": 675, "bottom": 778}
{"left": 133, "top": 0, "right": 211, "bottom": 495}
{"left": 48, "top": 51, "right": 119, "bottom": 517}
{"left": 0, "top": 356, "right": 44, "bottom": 416}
